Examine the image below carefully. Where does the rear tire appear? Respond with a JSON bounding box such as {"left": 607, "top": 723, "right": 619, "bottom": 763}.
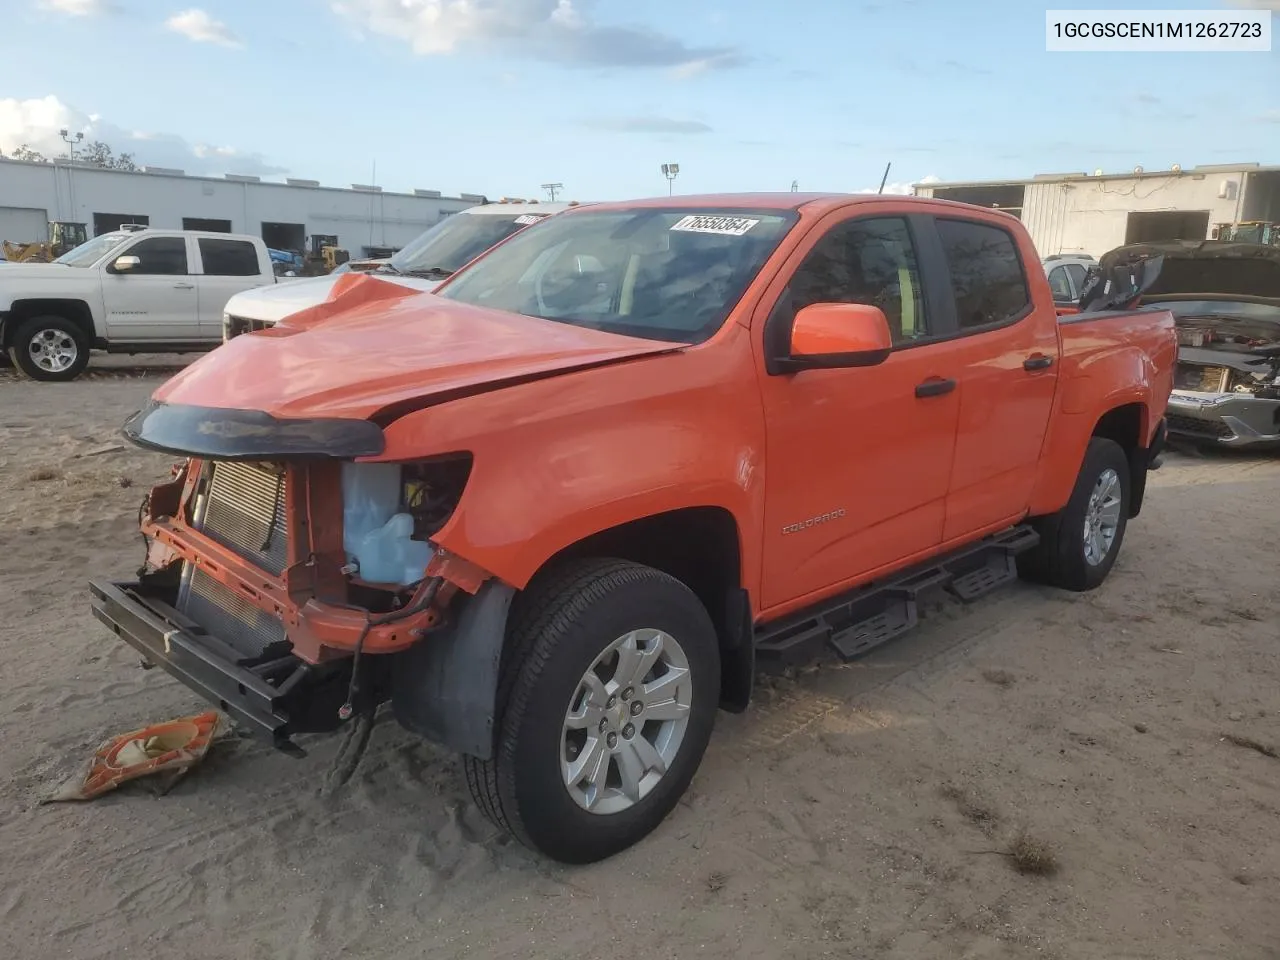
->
{"left": 9, "top": 315, "right": 90, "bottom": 382}
{"left": 464, "top": 559, "right": 720, "bottom": 864}
{"left": 1018, "top": 437, "right": 1130, "bottom": 591}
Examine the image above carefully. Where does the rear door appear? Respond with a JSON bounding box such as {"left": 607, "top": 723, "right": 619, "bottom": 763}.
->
{"left": 756, "top": 210, "right": 962, "bottom": 610}
{"left": 100, "top": 235, "right": 198, "bottom": 342}
{"left": 195, "top": 238, "right": 269, "bottom": 340}
{"left": 930, "top": 216, "right": 1060, "bottom": 540}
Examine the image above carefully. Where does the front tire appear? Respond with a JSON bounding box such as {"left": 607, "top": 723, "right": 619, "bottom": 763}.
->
{"left": 1018, "top": 437, "right": 1130, "bottom": 591}
{"left": 9, "top": 315, "right": 90, "bottom": 382}
{"left": 464, "top": 559, "right": 720, "bottom": 864}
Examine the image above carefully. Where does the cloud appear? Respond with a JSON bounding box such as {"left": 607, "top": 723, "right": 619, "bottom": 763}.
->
{"left": 38, "top": 0, "right": 112, "bottom": 14}
{"left": 580, "top": 116, "right": 712, "bottom": 134}
{"left": 855, "top": 174, "right": 940, "bottom": 195}
{"left": 165, "top": 8, "right": 242, "bottom": 47}
{"left": 1261, "top": 109, "right": 1280, "bottom": 122}
{"left": 0, "top": 95, "right": 286, "bottom": 177}
{"left": 330, "top": 0, "right": 748, "bottom": 71}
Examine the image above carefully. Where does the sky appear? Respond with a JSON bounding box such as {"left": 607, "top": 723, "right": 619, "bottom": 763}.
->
{"left": 0, "top": 0, "right": 1276, "bottom": 201}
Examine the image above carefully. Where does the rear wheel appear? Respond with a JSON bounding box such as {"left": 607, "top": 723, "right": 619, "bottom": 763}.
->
{"left": 1018, "top": 437, "right": 1130, "bottom": 591}
{"left": 464, "top": 559, "right": 720, "bottom": 863}
{"left": 9, "top": 315, "right": 90, "bottom": 382}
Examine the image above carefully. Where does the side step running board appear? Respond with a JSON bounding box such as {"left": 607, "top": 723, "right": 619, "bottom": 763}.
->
{"left": 755, "top": 525, "right": 1040, "bottom": 667}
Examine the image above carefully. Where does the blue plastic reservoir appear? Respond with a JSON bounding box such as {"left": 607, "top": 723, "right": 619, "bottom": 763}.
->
{"left": 341, "top": 463, "right": 434, "bottom": 586}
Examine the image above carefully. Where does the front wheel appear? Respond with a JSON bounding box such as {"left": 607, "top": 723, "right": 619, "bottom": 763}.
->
{"left": 9, "top": 315, "right": 90, "bottom": 382}
{"left": 464, "top": 559, "right": 720, "bottom": 863}
{"left": 1018, "top": 436, "right": 1131, "bottom": 591}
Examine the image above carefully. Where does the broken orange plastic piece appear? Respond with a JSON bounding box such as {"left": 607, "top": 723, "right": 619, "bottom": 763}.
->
{"left": 48, "top": 710, "right": 225, "bottom": 802}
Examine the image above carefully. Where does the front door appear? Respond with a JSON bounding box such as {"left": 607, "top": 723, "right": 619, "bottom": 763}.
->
{"left": 930, "top": 216, "right": 1060, "bottom": 541}
{"left": 756, "top": 211, "right": 961, "bottom": 612}
{"left": 101, "top": 235, "right": 198, "bottom": 342}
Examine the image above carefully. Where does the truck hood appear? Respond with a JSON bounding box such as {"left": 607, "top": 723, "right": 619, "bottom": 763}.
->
{"left": 0, "top": 262, "right": 78, "bottom": 280}
{"left": 224, "top": 271, "right": 442, "bottom": 324}
{"left": 1101, "top": 240, "right": 1280, "bottom": 302}
{"left": 153, "top": 279, "right": 680, "bottom": 422}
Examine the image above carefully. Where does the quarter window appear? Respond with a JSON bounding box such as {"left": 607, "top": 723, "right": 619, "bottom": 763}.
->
{"left": 936, "top": 219, "right": 1030, "bottom": 329}
{"left": 777, "top": 217, "right": 928, "bottom": 345}
{"left": 199, "top": 238, "right": 259, "bottom": 276}
{"left": 121, "top": 237, "right": 188, "bottom": 275}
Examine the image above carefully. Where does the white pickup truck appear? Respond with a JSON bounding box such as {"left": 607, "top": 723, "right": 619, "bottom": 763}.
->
{"left": 0, "top": 228, "right": 274, "bottom": 381}
{"left": 222, "top": 201, "right": 572, "bottom": 340}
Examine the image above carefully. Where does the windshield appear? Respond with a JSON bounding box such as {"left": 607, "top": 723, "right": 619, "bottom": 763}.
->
{"left": 54, "top": 233, "right": 131, "bottom": 267}
{"left": 387, "top": 211, "right": 552, "bottom": 276}
{"left": 436, "top": 208, "right": 797, "bottom": 343}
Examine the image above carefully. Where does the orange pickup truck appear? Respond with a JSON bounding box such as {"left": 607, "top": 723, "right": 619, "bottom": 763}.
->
{"left": 91, "top": 194, "right": 1177, "bottom": 863}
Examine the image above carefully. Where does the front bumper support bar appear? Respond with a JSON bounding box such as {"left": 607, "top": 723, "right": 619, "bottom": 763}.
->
{"left": 89, "top": 579, "right": 346, "bottom": 755}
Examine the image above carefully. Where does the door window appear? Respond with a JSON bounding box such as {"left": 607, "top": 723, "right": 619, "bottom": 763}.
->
{"left": 121, "top": 237, "right": 189, "bottom": 275}
{"left": 198, "top": 238, "right": 259, "bottom": 276}
{"left": 772, "top": 217, "right": 928, "bottom": 347}
{"left": 936, "top": 219, "right": 1030, "bottom": 330}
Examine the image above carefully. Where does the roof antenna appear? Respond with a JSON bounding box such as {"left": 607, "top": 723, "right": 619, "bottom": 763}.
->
{"left": 877, "top": 162, "right": 892, "bottom": 195}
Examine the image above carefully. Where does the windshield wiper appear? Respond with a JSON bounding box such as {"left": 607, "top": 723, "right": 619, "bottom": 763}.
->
{"left": 403, "top": 266, "right": 454, "bottom": 279}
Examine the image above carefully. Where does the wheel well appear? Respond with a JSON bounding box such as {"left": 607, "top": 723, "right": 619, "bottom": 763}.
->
{"left": 546, "top": 506, "right": 753, "bottom": 711}
{"left": 2, "top": 299, "right": 94, "bottom": 349}
{"left": 1092, "top": 402, "right": 1148, "bottom": 518}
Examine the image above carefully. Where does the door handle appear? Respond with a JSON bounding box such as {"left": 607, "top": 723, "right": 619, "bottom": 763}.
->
{"left": 914, "top": 377, "right": 956, "bottom": 398}
{"left": 173, "top": 282, "right": 195, "bottom": 289}
{"left": 1023, "top": 354, "right": 1054, "bottom": 371}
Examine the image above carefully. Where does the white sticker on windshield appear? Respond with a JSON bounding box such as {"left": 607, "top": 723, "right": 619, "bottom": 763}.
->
{"left": 514, "top": 214, "right": 548, "bottom": 225}
{"left": 669, "top": 215, "right": 760, "bottom": 236}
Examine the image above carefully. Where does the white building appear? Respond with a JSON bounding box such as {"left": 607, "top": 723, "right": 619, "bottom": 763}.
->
{"left": 913, "top": 162, "right": 1280, "bottom": 258}
{"left": 0, "top": 157, "right": 495, "bottom": 257}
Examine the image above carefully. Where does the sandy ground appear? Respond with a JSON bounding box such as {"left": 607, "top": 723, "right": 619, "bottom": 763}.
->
{"left": 1, "top": 355, "right": 1278, "bottom": 960}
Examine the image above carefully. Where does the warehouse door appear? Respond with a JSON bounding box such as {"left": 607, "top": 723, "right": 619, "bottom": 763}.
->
{"left": 261, "top": 222, "right": 305, "bottom": 254}
{"left": 1125, "top": 210, "right": 1211, "bottom": 243}
{"left": 0, "top": 206, "right": 50, "bottom": 244}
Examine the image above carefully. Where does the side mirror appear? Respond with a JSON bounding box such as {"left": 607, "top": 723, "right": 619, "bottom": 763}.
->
{"left": 780, "top": 302, "right": 893, "bottom": 371}
{"left": 110, "top": 255, "right": 140, "bottom": 273}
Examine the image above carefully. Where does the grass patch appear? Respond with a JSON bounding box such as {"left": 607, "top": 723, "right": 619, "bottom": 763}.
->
{"left": 1007, "top": 831, "right": 1059, "bottom": 876}
{"left": 25, "top": 467, "right": 62, "bottom": 483}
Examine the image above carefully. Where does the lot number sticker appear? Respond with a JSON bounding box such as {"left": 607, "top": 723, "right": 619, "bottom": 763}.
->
{"left": 515, "top": 214, "right": 548, "bottom": 225}
{"left": 670, "top": 215, "right": 760, "bottom": 236}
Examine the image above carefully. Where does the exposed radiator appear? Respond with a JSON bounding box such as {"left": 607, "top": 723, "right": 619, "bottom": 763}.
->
{"left": 199, "top": 461, "right": 289, "bottom": 576}
{"left": 174, "top": 460, "right": 291, "bottom": 658}
{"left": 180, "top": 566, "right": 289, "bottom": 659}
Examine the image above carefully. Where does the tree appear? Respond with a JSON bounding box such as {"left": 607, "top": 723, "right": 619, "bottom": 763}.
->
{"left": 11, "top": 144, "right": 48, "bottom": 162}
{"left": 77, "top": 140, "right": 138, "bottom": 171}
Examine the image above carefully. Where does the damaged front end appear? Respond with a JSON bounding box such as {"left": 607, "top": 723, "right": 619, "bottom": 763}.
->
{"left": 1090, "top": 240, "right": 1280, "bottom": 448}
{"left": 1168, "top": 326, "right": 1280, "bottom": 446}
{"left": 89, "top": 400, "right": 494, "bottom": 755}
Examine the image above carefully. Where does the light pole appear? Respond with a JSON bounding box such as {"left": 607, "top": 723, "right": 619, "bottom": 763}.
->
{"left": 59, "top": 128, "right": 84, "bottom": 160}
{"left": 661, "top": 162, "right": 680, "bottom": 196}
{"left": 541, "top": 182, "right": 563, "bottom": 202}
